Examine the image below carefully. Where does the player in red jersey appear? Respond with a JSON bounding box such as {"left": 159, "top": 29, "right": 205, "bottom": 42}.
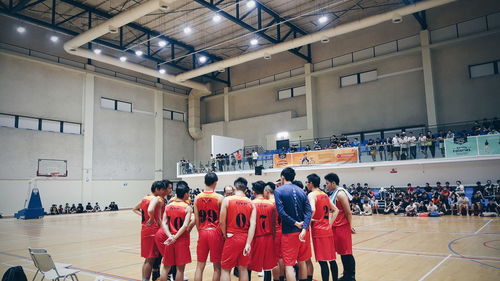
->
{"left": 325, "top": 173, "right": 356, "bottom": 281}
{"left": 160, "top": 183, "right": 193, "bottom": 281}
{"left": 194, "top": 173, "right": 224, "bottom": 281}
{"left": 249, "top": 181, "right": 277, "bottom": 281}
{"left": 264, "top": 182, "right": 285, "bottom": 281}
{"left": 220, "top": 177, "right": 256, "bottom": 281}
{"left": 306, "top": 174, "right": 339, "bottom": 281}
{"left": 133, "top": 181, "right": 171, "bottom": 281}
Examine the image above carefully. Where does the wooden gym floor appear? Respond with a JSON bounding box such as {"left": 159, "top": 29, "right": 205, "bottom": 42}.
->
{"left": 0, "top": 211, "right": 498, "bottom": 281}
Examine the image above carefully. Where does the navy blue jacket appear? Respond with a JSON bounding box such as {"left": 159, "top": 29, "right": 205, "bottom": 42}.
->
{"left": 274, "top": 183, "right": 312, "bottom": 234}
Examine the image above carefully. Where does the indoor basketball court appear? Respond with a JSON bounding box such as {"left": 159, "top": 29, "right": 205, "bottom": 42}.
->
{"left": 1, "top": 0, "right": 500, "bottom": 281}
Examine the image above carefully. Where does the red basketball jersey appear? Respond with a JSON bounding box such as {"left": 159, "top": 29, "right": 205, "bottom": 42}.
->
{"left": 166, "top": 200, "right": 190, "bottom": 239}
{"left": 141, "top": 195, "right": 164, "bottom": 227}
{"left": 226, "top": 195, "right": 253, "bottom": 235}
{"left": 311, "top": 190, "right": 333, "bottom": 237}
{"left": 332, "top": 191, "right": 349, "bottom": 227}
{"left": 252, "top": 198, "right": 275, "bottom": 237}
{"left": 270, "top": 198, "right": 282, "bottom": 234}
{"left": 195, "top": 191, "right": 221, "bottom": 230}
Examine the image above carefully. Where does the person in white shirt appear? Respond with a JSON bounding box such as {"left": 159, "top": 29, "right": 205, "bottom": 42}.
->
{"left": 352, "top": 203, "right": 362, "bottom": 215}
{"left": 362, "top": 202, "right": 372, "bottom": 216}
{"left": 251, "top": 150, "right": 259, "bottom": 167}
{"left": 455, "top": 180, "right": 465, "bottom": 195}
{"left": 400, "top": 133, "right": 409, "bottom": 160}
{"left": 408, "top": 132, "right": 417, "bottom": 159}
{"left": 392, "top": 134, "right": 401, "bottom": 160}
{"left": 405, "top": 203, "right": 418, "bottom": 216}
{"left": 426, "top": 201, "right": 438, "bottom": 213}
{"left": 457, "top": 194, "right": 470, "bottom": 216}
{"left": 418, "top": 133, "right": 428, "bottom": 158}
{"left": 371, "top": 198, "right": 379, "bottom": 214}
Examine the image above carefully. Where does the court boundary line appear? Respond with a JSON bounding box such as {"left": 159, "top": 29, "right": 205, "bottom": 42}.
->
{"left": 475, "top": 219, "right": 493, "bottom": 234}
{"left": 417, "top": 254, "right": 451, "bottom": 281}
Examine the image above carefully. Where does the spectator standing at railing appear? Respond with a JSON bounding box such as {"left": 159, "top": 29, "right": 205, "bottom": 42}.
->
{"left": 225, "top": 153, "right": 230, "bottom": 170}
{"left": 425, "top": 131, "right": 436, "bottom": 158}
{"left": 252, "top": 150, "right": 259, "bottom": 167}
{"left": 437, "top": 131, "right": 446, "bottom": 157}
{"left": 236, "top": 150, "right": 242, "bottom": 169}
{"left": 385, "top": 137, "right": 393, "bottom": 161}
{"left": 400, "top": 132, "right": 409, "bottom": 160}
{"left": 418, "top": 133, "right": 428, "bottom": 158}
{"left": 408, "top": 132, "right": 417, "bottom": 159}
{"left": 246, "top": 150, "right": 253, "bottom": 169}
{"left": 368, "top": 139, "right": 377, "bottom": 161}
{"left": 392, "top": 134, "right": 401, "bottom": 160}
{"left": 376, "top": 138, "right": 384, "bottom": 161}
{"left": 446, "top": 130, "right": 454, "bottom": 139}
{"left": 230, "top": 153, "right": 236, "bottom": 171}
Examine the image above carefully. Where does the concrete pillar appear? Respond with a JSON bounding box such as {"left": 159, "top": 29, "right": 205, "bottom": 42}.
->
{"left": 304, "top": 63, "right": 317, "bottom": 136}
{"left": 420, "top": 30, "right": 438, "bottom": 126}
{"left": 154, "top": 90, "right": 163, "bottom": 180}
{"left": 224, "top": 87, "right": 230, "bottom": 122}
{"left": 82, "top": 73, "right": 94, "bottom": 203}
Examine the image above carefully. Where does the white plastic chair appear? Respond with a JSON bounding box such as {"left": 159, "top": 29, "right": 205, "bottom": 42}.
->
{"left": 29, "top": 248, "right": 72, "bottom": 281}
{"left": 31, "top": 252, "right": 79, "bottom": 281}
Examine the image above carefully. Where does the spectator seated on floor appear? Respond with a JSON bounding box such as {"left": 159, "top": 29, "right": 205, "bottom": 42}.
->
{"left": 352, "top": 203, "right": 362, "bottom": 215}
{"left": 50, "top": 204, "right": 59, "bottom": 215}
{"left": 361, "top": 202, "right": 372, "bottom": 216}
{"left": 93, "top": 202, "right": 101, "bottom": 212}
{"left": 405, "top": 203, "right": 418, "bottom": 216}
{"left": 85, "top": 202, "right": 93, "bottom": 212}
{"left": 76, "top": 203, "right": 84, "bottom": 213}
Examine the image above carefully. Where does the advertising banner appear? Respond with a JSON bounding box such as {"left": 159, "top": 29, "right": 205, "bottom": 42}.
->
{"left": 477, "top": 135, "right": 500, "bottom": 155}
{"left": 444, "top": 136, "right": 478, "bottom": 158}
{"left": 273, "top": 148, "right": 358, "bottom": 168}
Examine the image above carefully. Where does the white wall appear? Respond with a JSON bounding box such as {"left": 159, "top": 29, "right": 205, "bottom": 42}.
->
{"left": 0, "top": 51, "right": 193, "bottom": 216}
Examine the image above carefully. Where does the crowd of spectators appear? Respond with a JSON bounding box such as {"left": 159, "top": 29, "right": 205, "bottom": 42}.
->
{"left": 335, "top": 179, "right": 500, "bottom": 217}
{"left": 48, "top": 201, "right": 118, "bottom": 215}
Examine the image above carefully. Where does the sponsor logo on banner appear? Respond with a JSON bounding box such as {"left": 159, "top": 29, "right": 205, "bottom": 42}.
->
{"left": 273, "top": 148, "right": 358, "bottom": 168}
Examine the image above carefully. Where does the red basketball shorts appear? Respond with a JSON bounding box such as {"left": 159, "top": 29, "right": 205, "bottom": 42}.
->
{"left": 141, "top": 225, "right": 160, "bottom": 258}
{"left": 163, "top": 237, "right": 191, "bottom": 266}
{"left": 221, "top": 233, "right": 250, "bottom": 269}
{"left": 281, "top": 231, "right": 312, "bottom": 266}
{"left": 332, "top": 224, "right": 352, "bottom": 255}
{"left": 249, "top": 234, "right": 277, "bottom": 271}
{"left": 312, "top": 236, "right": 336, "bottom": 261}
{"left": 197, "top": 228, "right": 224, "bottom": 263}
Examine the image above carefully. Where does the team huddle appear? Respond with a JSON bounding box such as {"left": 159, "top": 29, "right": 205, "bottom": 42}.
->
{"left": 133, "top": 168, "right": 356, "bottom": 281}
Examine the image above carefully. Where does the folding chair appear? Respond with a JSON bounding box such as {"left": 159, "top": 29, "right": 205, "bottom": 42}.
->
{"left": 30, "top": 252, "right": 79, "bottom": 281}
{"left": 29, "top": 249, "right": 71, "bottom": 281}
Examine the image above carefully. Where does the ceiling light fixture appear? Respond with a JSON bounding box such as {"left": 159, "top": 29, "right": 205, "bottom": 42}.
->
{"left": 246, "top": 0, "right": 256, "bottom": 9}
{"left": 213, "top": 14, "right": 221, "bottom": 23}
{"left": 183, "top": 26, "right": 192, "bottom": 34}
{"left": 318, "top": 16, "right": 328, "bottom": 24}
{"left": 50, "top": 35, "right": 59, "bottom": 42}
{"left": 93, "top": 48, "right": 102, "bottom": 55}
{"left": 16, "top": 26, "right": 26, "bottom": 34}
{"left": 135, "top": 50, "right": 143, "bottom": 56}
{"left": 158, "top": 40, "right": 167, "bottom": 47}
{"left": 250, "top": 38, "right": 259, "bottom": 46}
{"left": 119, "top": 56, "right": 127, "bottom": 62}
{"left": 159, "top": 69, "right": 166, "bottom": 74}
{"left": 198, "top": 56, "right": 207, "bottom": 63}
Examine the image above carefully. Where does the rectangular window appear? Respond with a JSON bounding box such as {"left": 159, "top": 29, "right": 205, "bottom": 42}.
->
{"left": 41, "top": 119, "right": 61, "bottom": 133}
{"left": 469, "top": 62, "right": 496, "bottom": 78}
{"left": 359, "top": 70, "right": 378, "bottom": 83}
{"left": 172, "top": 111, "right": 184, "bottom": 121}
{"left": 293, "top": 85, "right": 306, "bottom": 96}
{"left": 340, "top": 69, "right": 378, "bottom": 87}
{"left": 340, "top": 74, "right": 358, "bottom": 87}
{"left": 278, "top": 88, "right": 292, "bottom": 100}
{"left": 63, "top": 122, "right": 81, "bottom": 134}
{"left": 117, "top": 100, "right": 132, "bottom": 112}
{"left": 163, "top": 109, "right": 172, "bottom": 120}
{"left": 0, "top": 114, "right": 15, "bottom": 128}
{"left": 18, "top": 116, "right": 39, "bottom": 130}
{"left": 100, "top": 97, "right": 115, "bottom": 110}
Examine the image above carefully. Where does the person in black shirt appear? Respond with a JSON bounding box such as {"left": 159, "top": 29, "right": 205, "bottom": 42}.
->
{"left": 85, "top": 202, "right": 93, "bottom": 212}
{"left": 69, "top": 204, "right": 76, "bottom": 213}
{"left": 76, "top": 203, "right": 84, "bottom": 213}
{"left": 424, "top": 183, "right": 433, "bottom": 194}
{"left": 471, "top": 192, "right": 484, "bottom": 216}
